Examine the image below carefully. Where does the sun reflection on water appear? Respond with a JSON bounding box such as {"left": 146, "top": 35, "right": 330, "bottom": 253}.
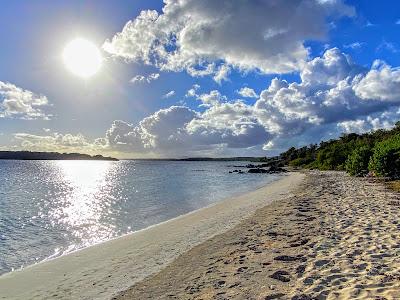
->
{"left": 0, "top": 160, "right": 283, "bottom": 274}
{"left": 49, "top": 160, "right": 118, "bottom": 251}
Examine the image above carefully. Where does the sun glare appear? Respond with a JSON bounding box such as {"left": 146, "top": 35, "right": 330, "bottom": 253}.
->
{"left": 63, "top": 38, "right": 102, "bottom": 78}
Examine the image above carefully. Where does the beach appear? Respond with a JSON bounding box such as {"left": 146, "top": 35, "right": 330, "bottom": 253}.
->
{"left": 2, "top": 2, "right": 399, "bottom": 300}
{"left": 117, "top": 171, "right": 400, "bottom": 300}
{"left": 0, "top": 172, "right": 303, "bottom": 300}
{"left": 2, "top": 170, "right": 400, "bottom": 300}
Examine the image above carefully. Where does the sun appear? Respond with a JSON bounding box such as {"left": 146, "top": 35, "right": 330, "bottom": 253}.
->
{"left": 63, "top": 38, "right": 102, "bottom": 78}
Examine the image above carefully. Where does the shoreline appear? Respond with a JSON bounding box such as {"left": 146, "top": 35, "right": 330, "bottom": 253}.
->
{"left": 1, "top": 172, "right": 280, "bottom": 276}
{"left": 117, "top": 171, "right": 400, "bottom": 300}
{"left": 0, "top": 172, "right": 304, "bottom": 300}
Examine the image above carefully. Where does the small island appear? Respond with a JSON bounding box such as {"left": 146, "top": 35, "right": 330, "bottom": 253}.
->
{"left": 0, "top": 151, "right": 118, "bottom": 161}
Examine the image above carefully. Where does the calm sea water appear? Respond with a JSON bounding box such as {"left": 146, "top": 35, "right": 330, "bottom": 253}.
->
{"left": 0, "top": 160, "right": 280, "bottom": 275}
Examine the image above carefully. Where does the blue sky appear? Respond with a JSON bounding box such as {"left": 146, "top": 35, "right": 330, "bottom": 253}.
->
{"left": 0, "top": 0, "right": 399, "bottom": 158}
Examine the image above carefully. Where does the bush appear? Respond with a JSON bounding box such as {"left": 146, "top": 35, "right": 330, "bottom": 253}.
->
{"left": 280, "top": 123, "right": 400, "bottom": 175}
{"left": 316, "top": 143, "right": 349, "bottom": 170}
{"left": 368, "top": 134, "right": 400, "bottom": 178}
{"left": 345, "top": 146, "right": 372, "bottom": 176}
{"left": 289, "top": 157, "right": 314, "bottom": 167}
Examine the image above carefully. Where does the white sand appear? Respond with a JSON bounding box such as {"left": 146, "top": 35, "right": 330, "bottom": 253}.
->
{"left": 114, "top": 171, "right": 400, "bottom": 300}
{"left": 0, "top": 172, "right": 304, "bottom": 300}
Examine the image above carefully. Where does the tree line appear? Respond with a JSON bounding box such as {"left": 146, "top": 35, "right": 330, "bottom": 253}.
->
{"left": 279, "top": 122, "right": 400, "bottom": 179}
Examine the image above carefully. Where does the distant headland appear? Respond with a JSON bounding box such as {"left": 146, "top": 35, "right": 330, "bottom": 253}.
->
{"left": 0, "top": 151, "right": 118, "bottom": 161}
{"left": 128, "top": 157, "right": 270, "bottom": 162}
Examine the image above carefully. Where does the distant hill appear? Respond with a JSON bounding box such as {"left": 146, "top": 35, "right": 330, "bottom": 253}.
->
{"left": 128, "top": 157, "right": 270, "bottom": 162}
{"left": 174, "top": 157, "right": 269, "bottom": 162}
{"left": 0, "top": 151, "right": 118, "bottom": 161}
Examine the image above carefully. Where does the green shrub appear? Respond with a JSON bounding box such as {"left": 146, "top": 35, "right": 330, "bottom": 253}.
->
{"left": 289, "top": 157, "right": 314, "bottom": 167}
{"left": 304, "top": 160, "right": 318, "bottom": 169}
{"left": 279, "top": 123, "right": 400, "bottom": 176}
{"left": 368, "top": 134, "right": 400, "bottom": 178}
{"left": 316, "top": 143, "right": 349, "bottom": 170}
{"left": 345, "top": 146, "right": 372, "bottom": 176}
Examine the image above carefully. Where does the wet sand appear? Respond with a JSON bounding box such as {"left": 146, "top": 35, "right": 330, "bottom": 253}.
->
{"left": 0, "top": 173, "right": 303, "bottom": 300}
{"left": 116, "top": 171, "right": 400, "bottom": 300}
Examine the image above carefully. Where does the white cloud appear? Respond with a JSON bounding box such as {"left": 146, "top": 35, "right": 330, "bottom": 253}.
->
{"left": 148, "top": 73, "right": 160, "bottom": 81}
{"left": 365, "top": 20, "right": 377, "bottom": 27}
{"left": 237, "top": 87, "right": 258, "bottom": 98}
{"left": 102, "top": 48, "right": 400, "bottom": 156}
{"left": 338, "top": 108, "right": 400, "bottom": 134}
{"left": 185, "top": 84, "right": 200, "bottom": 98}
{"left": 300, "top": 47, "right": 363, "bottom": 85}
{"left": 105, "top": 102, "right": 270, "bottom": 156}
{"left": 130, "top": 73, "right": 160, "bottom": 83}
{"left": 337, "top": 119, "right": 370, "bottom": 134}
{"left": 13, "top": 132, "right": 107, "bottom": 154}
{"left": 344, "top": 42, "right": 365, "bottom": 50}
{"left": 106, "top": 106, "right": 197, "bottom": 153}
{"left": 253, "top": 49, "right": 384, "bottom": 136}
{"left": 187, "top": 101, "right": 270, "bottom": 149}
{"left": 213, "top": 64, "right": 230, "bottom": 84}
{"left": 197, "top": 90, "right": 226, "bottom": 107}
{"left": 162, "top": 90, "right": 176, "bottom": 99}
{"left": 130, "top": 75, "right": 146, "bottom": 83}
{"left": 103, "top": 0, "right": 354, "bottom": 81}
{"left": 0, "top": 81, "right": 51, "bottom": 120}
{"left": 353, "top": 61, "right": 400, "bottom": 101}
{"left": 376, "top": 40, "right": 399, "bottom": 54}
{"left": 14, "top": 48, "right": 400, "bottom": 157}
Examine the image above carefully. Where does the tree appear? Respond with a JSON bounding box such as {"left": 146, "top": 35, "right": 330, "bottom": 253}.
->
{"left": 345, "top": 146, "right": 372, "bottom": 176}
{"left": 368, "top": 134, "right": 400, "bottom": 178}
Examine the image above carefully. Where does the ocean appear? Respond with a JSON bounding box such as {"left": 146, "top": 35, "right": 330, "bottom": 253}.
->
{"left": 0, "top": 160, "right": 280, "bottom": 275}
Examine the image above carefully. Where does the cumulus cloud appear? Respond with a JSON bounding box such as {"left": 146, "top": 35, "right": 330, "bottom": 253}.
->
{"left": 14, "top": 48, "right": 397, "bottom": 157}
{"left": 162, "top": 90, "right": 176, "bottom": 99}
{"left": 353, "top": 61, "right": 400, "bottom": 101}
{"left": 106, "top": 106, "right": 197, "bottom": 153}
{"left": 337, "top": 119, "right": 369, "bottom": 133}
{"left": 237, "top": 87, "right": 258, "bottom": 98}
{"left": 253, "top": 48, "right": 400, "bottom": 148}
{"left": 13, "top": 132, "right": 107, "bottom": 154}
{"left": 105, "top": 103, "right": 270, "bottom": 156}
{"left": 337, "top": 108, "right": 400, "bottom": 134}
{"left": 0, "top": 81, "right": 50, "bottom": 119}
{"left": 130, "top": 73, "right": 160, "bottom": 83}
{"left": 197, "top": 90, "right": 227, "bottom": 107}
{"left": 103, "top": 0, "right": 354, "bottom": 81}
{"left": 100, "top": 48, "right": 400, "bottom": 156}
{"left": 187, "top": 101, "right": 270, "bottom": 149}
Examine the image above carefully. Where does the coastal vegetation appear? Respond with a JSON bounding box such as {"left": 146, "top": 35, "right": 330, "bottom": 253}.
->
{"left": 280, "top": 122, "right": 400, "bottom": 179}
{"left": 0, "top": 151, "right": 118, "bottom": 161}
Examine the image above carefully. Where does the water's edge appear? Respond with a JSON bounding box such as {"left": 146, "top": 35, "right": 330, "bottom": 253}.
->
{"left": 0, "top": 173, "right": 303, "bottom": 300}
{"left": 0, "top": 162, "right": 283, "bottom": 276}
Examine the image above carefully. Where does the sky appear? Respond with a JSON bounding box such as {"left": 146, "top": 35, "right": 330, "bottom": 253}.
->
{"left": 0, "top": 0, "right": 399, "bottom": 158}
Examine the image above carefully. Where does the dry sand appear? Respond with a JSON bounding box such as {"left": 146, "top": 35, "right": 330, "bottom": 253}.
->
{"left": 116, "top": 171, "right": 400, "bottom": 300}
{"left": 0, "top": 173, "right": 303, "bottom": 300}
